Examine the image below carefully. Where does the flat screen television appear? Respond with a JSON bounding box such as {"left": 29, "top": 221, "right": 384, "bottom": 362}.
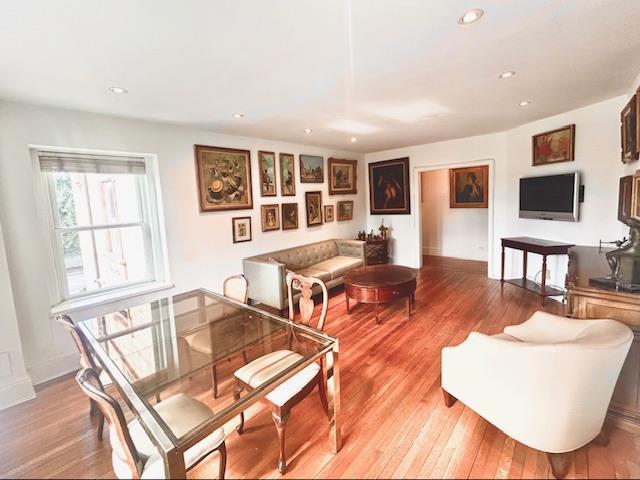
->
{"left": 519, "top": 172, "right": 580, "bottom": 222}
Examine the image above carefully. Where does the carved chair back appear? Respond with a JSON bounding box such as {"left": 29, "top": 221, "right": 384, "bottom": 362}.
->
{"left": 224, "top": 274, "right": 249, "bottom": 304}
{"left": 56, "top": 314, "right": 98, "bottom": 371}
{"left": 286, "top": 272, "right": 328, "bottom": 332}
{"left": 76, "top": 368, "right": 145, "bottom": 479}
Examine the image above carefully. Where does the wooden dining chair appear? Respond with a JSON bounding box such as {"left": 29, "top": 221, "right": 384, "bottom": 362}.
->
{"left": 232, "top": 272, "right": 329, "bottom": 473}
{"left": 183, "top": 275, "right": 249, "bottom": 398}
{"left": 75, "top": 368, "right": 227, "bottom": 479}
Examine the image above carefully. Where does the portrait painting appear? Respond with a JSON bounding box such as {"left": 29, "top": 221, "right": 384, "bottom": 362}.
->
{"left": 337, "top": 200, "right": 354, "bottom": 221}
{"left": 328, "top": 158, "right": 357, "bottom": 195}
{"left": 622, "top": 95, "right": 638, "bottom": 164}
{"left": 532, "top": 125, "right": 575, "bottom": 166}
{"left": 300, "top": 155, "right": 324, "bottom": 183}
{"left": 281, "top": 203, "right": 299, "bottom": 230}
{"left": 232, "top": 217, "right": 251, "bottom": 243}
{"left": 261, "top": 204, "right": 280, "bottom": 231}
{"left": 194, "top": 145, "right": 253, "bottom": 212}
{"left": 324, "top": 204, "right": 334, "bottom": 222}
{"left": 258, "top": 151, "right": 277, "bottom": 196}
{"left": 449, "top": 165, "right": 489, "bottom": 209}
{"left": 368, "top": 157, "right": 411, "bottom": 215}
{"left": 305, "top": 191, "right": 323, "bottom": 226}
{"left": 279, "top": 153, "right": 296, "bottom": 196}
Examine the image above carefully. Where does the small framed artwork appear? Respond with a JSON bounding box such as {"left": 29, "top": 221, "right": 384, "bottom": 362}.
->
{"left": 621, "top": 95, "right": 638, "bottom": 164}
{"left": 324, "top": 204, "right": 334, "bottom": 222}
{"left": 305, "top": 191, "right": 323, "bottom": 226}
{"left": 279, "top": 153, "right": 296, "bottom": 196}
{"left": 337, "top": 200, "right": 354, "bottom": 221}
{"left": 449, "top": 165, "right": 489, "bottom": 209}
{"left": 532, "top": 124, "right": 575, "bottom": 166}
{"left": 258, "top": 151, "right": 277, "bottom": 196}
{"left": 300, "top": 155, "right": 324, "bottom": 183}
{"left": 328, "top": 158, "right": 357, "bottom": 195}
{"left": 194, "top": 145, "right": 253, "bottom": 212}
{"left": 261, "top": 204, "right": 280, "bottom": 231}
{"left": 232, "top": 217, "right": 252, "bottom": 243}
{"left": 368, "top": 157, "right": 411, "bottom": 215}
{"left": 282, "top": 203, "right": 299, "bottom": 230}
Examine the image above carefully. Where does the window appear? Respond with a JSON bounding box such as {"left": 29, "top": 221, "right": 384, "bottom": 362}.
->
{"left": 36, "top": 149, "right": 168, "bottom": 302}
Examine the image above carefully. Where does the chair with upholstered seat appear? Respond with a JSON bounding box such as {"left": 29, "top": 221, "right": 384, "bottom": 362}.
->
{"left": 75, "top": 368, "right": 227, "bottom": 479}
{"left": 183, "top": 275, "right": 249, "bottom": 398}
{"left": 441, "top": 311, "right": 632, "bottom": 479}
{"left": 232, "top": 272, "right": 328, "bottom": 473}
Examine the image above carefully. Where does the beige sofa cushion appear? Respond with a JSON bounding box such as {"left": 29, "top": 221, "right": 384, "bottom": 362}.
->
{"left": 296, "top": 267, "right": 331, "bottom": 283}
{"left": 311, "top": 256, "right": 363, "bottom": 280}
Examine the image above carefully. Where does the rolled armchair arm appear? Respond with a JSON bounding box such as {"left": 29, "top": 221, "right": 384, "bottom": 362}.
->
{"left": 504, "top": 311, "right": 592, "bottom": 343}
{"left": 242, "top": 258, "right": 286, "bottom": 309}
{"left": 336, "top": 239, "right": 365, "bottom": 259}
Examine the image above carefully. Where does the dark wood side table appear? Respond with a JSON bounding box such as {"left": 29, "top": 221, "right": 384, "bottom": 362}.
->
{"left": 567, "top": 245, "right": 640, "bottom": 432}
{"left": 363, "top": 238, "right": 389, "bottom": 265}
{"left": 501, "top": 237, "right": 575, "bottom": 305}
{"left": 344, "top": 265, "right": 416, "bottom": 324}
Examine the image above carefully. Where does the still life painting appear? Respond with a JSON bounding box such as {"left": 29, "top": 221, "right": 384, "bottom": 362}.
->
{"left": 368, "top": 157, "right": 410, "bottom": 215}
{"left": 305, "top": 191, "right": 323, "bottom": 226}
{"left": 282, "top": 203, "right": 299, "bottom": 230}
{"left": 280, "top": 153, "right": 296, "bottom": 196}
{"left": 300, "top": 155, "right": 324, "bottom": 183}
{"left": 259, "top": 151, "right": 277, "bottom": 196}
{"left": 195, "top": 145, "right": 253, "bottom": 212}
{"left": 449, "top": 165, "right": 488, "bottom": 208}
{"left": 532, "top": 124, "right": 575, "bottom": 166}
{"left": 328, "top": 158, "right": 357, "bottom": 195}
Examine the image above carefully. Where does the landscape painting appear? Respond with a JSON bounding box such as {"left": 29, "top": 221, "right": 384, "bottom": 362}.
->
{"left": 300, "top": 155, "right": 324, "bottom": 183}
{"left": 328, "top": 158, "right": 357, "bottom": 195}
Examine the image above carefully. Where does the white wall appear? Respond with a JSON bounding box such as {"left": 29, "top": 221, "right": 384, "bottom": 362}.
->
{"left": 366, "top": 95, "right": 631, "bottom": 287}
{"left": 0, "top": 101, "right": 365, "bottom": 388}
{"left": 420, "top": 169, "right": 488, "bottom": 261}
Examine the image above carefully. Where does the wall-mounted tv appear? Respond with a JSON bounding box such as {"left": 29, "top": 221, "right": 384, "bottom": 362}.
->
{"left": 519, "top": 172, "right": 580, "bottom": 222}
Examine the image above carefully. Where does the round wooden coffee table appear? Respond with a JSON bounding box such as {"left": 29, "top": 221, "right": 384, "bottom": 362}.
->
{"left": 344, "top": 265, "right": 417, "bottom": 324}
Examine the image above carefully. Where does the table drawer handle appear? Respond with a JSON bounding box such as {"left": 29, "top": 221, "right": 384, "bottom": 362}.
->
{"left": 393, "top": 290, "right": 399, "bottom": 295}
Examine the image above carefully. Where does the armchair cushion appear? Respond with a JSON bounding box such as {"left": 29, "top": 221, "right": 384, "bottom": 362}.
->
{"left": 296, "top": 267, "right": 331, "bottom": 283}
{"left": 311, "top": 256, "right": 364, "bottom": 280}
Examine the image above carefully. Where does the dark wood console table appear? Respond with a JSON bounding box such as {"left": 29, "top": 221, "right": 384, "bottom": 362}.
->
{"left": 501, "top": 237, "right": 575, "bottom": 305}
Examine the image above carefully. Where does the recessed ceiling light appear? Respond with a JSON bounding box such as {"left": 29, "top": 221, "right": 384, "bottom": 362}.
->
{"left": 350, "top": 137, "right": 357, "bottom": 143}
{"left": 499, "top": 71, "right": 516, "bottom": 79}
{"left": 108, "top": 86, "right": 128, "bottom": 94}
{"left": 303, "top": 128, "right": 313, "bottom": 134}
{"left": 233, "top": 113, "right": 245, "bottom": 119}
{"left": 458, "top": 8, "right": 484, "bottom": 25}
{"left": 519, "top": 100, "right": 531, "bottom": 107}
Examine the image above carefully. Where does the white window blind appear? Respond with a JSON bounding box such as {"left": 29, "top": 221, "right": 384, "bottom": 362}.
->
{"left": 38, "top": 151, "right": 146, "bottom": 175}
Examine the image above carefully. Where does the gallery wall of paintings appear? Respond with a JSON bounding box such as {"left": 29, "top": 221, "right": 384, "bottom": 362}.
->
{"left": 194, "top": 145, "right": 360, "bottom": 243}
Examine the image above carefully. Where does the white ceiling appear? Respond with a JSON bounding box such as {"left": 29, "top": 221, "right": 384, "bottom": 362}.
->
{"left": 1, "top": 0, "right": 640, "bottom": 153}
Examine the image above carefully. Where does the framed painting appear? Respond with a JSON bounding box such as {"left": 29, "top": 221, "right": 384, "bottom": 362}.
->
{"left": 368, "top": 157, "right": 410, "bottom": 215}
{"left": 305, "top": 191, "right": 323, "bottom": 226}
{"left": 232, "top": 217, "right": 251, "bottom": 243}
{"left": 261, "top": 204, "right": 280, "bottom": 231}
{"left": 300, "top": 155, "right": 324, "bottom": 183}
{"left": 324, "top": 204, "right": 334, "bottom": 222}
{"left": 258, "top": 150, "right": 277, "bottom": 196}
{"left": 328, "top": 158, "right": 357, "bottom": 195}
{"left": 194, "top": 145, "right": 253, "bottom": 212}
{"left": 449, "top": 165, "right": 489, "bottom": 209}
{"left": 622, "top": 95, "right": 638, "bottom": 164}
{"left": 281, "top": 203, "right": 299, "bottom": 230}
{"left": 532, "top": 124, "right": 575, "bottom": 166}
{"left": 279, "top": 153, "right": 296, "bottom": 196}
{"left": 337, "top": 200, "right": 354, "bottom": 221}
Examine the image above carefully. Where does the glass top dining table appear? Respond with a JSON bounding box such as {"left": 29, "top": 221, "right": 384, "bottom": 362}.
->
{"left": 77, "top": 288, "right": 342, "bottom": 478}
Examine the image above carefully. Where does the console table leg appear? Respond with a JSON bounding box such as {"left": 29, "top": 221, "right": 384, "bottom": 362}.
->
{"left": 501, "top": 245, "right": 505, "bottom": 289}
{"left": 541, "top": 255, "right": 548, "bottom": 306}
{"left": 523, "top": 251, "right": 528, "bottom": 280}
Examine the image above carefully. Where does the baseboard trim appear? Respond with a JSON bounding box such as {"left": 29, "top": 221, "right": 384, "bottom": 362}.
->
{"left": 0, "top": 376, "right": 36, "bottom": 410}
{"left": 28, "top": 352, "right": 80, "bottom": 386}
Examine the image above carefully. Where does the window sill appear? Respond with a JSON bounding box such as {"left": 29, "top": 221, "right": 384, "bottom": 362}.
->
{"left": 50, "top": 281, "right": 175, "bottom": 317}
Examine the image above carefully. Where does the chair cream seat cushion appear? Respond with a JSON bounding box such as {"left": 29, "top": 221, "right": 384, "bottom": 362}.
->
{"left": 110, "top": 393, "right": 224, "bottom": 479}
{"left": 234, "top": 350, "right": 321, "bottom": 406}
{"left": 310, "top": 256, "right": 364, "bottom": 280}
{"left": 296, "top": 268, "right": 331, "bottom": 283}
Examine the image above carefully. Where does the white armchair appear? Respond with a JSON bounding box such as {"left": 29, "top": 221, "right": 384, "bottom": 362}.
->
{"left": 441, "top": 311, "right": 632, "bottom": 478}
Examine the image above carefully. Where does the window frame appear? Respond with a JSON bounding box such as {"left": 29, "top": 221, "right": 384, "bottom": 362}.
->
{"left": 31, "top": 146, "right": 171, "bottom": 306}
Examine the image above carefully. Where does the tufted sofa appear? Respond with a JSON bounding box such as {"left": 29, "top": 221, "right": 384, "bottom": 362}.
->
{"left": 243, "top": 239, "right": 366, "bottom": 311}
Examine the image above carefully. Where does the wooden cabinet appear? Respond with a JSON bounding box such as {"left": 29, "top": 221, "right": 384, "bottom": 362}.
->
{"left": 567, "top": 246, "right": 640, "bottom": 432}
{"left": 364, "top": 239, "right": 389, "bottom": 265}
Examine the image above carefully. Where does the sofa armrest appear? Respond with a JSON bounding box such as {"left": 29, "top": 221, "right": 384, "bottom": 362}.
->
{"left": 336, "top": 239, "right": 365, "bottom": 259}
{"left": 242, "top": 258, "right": 286, "bottom": 309}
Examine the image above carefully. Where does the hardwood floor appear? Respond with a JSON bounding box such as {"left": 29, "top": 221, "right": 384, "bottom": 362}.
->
{"left": 2, "top": 256, "right": 639, "bottom": 479}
